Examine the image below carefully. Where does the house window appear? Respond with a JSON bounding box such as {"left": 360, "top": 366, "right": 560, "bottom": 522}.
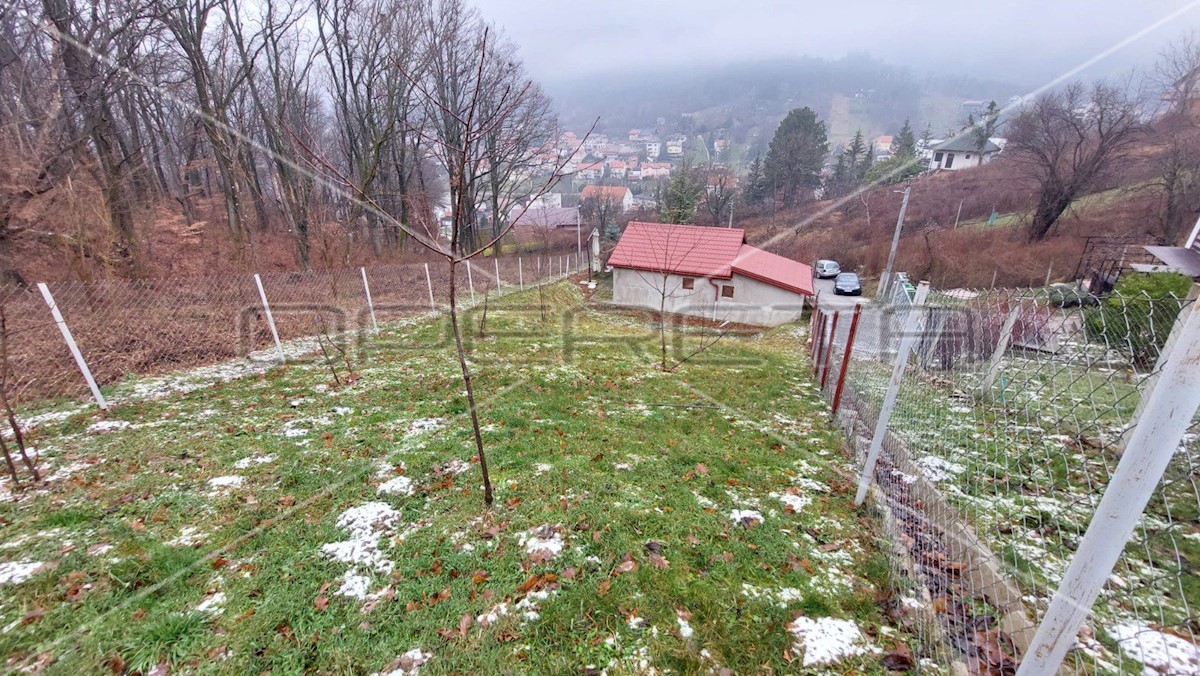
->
{"left": 682, "top": 277, "right": 695, "bottom": 290}
{"left": 934, "top": 152, "right": 944, "bottom": 163}
{"left": 945, "top": 153, "right": 955, "bottom": 169}
{"left": 721, "top": 285, "right": 735, "bottom": 299}
{"left": 965, "top": 153, "right": 972, "bottom": 160}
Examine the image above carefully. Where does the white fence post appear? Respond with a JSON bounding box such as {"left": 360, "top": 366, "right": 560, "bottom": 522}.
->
{"left": 494, "top": 258, "right": 501, "bottom": 291}
{"left": 980, "top": 304, "right": 1020, "bottom": 397}
{"left": 253, "top": 274, "right": 286, "bottom": 363}
{"left": 37, "top": 283, "right": 108, "bottom": 411}
{"left": 360, "top": 267, "right": 378, "bottom": 333}
{"left": 467, "top": 261, "right": 475, "bottom": 302}
{"left": 424, "top": 263, "right": 436, "bottom": 312}
{"left": 855, "top": 281, "right": 930, "bottom": 506}
{"left": 519, "top": 258, "right": 524, "bottom": 290}
{"left": 1017, "top": 295, "right": 1200, "bottom": 674}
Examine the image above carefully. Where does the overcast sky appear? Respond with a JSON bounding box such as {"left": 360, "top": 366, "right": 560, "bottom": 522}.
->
{"left": 471, "top": 0, "right": 1200, "bottom": 88}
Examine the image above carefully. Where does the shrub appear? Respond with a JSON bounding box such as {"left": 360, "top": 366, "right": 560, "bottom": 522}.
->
{"left": 1084, "top": 272, "right": 1192, "bottom": 369}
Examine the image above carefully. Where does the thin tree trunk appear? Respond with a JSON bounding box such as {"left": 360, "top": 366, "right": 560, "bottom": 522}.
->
{"left": 448, "top": 258, "right": 493, "bottom": 506}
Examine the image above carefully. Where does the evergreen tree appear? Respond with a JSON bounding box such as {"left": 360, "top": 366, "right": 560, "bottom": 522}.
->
{"left": 744, "top": 154, "right": 768, "bottom": 205}
{"left": 895, "top": 119, "right": 917, "bottom": 158}
{"left": 764, "top": 107, "right": 829, "bottom": 207}
{"left": 658, "top": 161, "right": 705, "bottom": 224}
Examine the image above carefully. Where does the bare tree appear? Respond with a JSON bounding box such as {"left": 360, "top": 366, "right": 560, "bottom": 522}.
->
{"left": 1154, "top": 31, "right": 1200, "bottom": 117}
{"left": 703, "top": 168, "right": 735, "bottom": 225}
{"left": 1006, "top": 82, "right": 1144, "bottom": 241}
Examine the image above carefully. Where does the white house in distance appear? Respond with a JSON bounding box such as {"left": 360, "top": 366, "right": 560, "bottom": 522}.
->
{"left": 928, "top": 136, "right": 1002, "bottom": 171}
{"left": 580, "top": 185, "right": 634, "bottom": 213}
{"left": 607, "top": 222, "right": 815, "bottom": 326}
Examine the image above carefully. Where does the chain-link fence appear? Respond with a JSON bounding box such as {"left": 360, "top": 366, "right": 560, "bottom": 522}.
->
{"left": 0, "top": 252, "right": 588, "bottom": 417}
{"left": 811, "top": 283, "right": 1200, "bottom": 674}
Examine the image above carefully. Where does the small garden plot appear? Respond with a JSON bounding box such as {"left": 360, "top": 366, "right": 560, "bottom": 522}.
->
{"left": 0, "top": 283, "right": 914, "bottom": 673}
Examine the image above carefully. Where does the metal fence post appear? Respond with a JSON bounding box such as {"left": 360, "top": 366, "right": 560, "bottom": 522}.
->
{"left": 1017, "top": 294, "right": 1200, "bottom": 674}
{"left": 360, "top": 267, "right": 378, "bottom": 333}
{"left": 424, "top": 263, "right": 436, "bottom": 312}
{"left": 37, "top": 283, "right": 108, "bottom": 411}
{"left": 980, "top": 304, "right": 1020, "bottom": 398}
{"left": 253, "top": 274, "right": 286, "bottom": 363}
{"left": 466, "top": 261, "right": 475, "bottom": 302}
{"left": 519, "top": 258, "right": 524, "bottom": 290}
{"left": 831, "top": 304, "right": 862, "bottom": 416}
{"left": 811, "top": 310, "right": 826, "bottom": 371}
{"left": 820, "top": 311, "right": 840, "bottom": 389}
{"left": 494, "top": 258, "right": 501, "bottom": 291}
{"left": 855, "top": 281, "right": 930, "bottom": 506}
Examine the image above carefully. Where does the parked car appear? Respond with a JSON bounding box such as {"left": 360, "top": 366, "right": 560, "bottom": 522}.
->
{"left": 815, "top": 259, "right": 841, "bottom": 279}
{"left": 834, "top": 272, "right": 862, "bottom": 296}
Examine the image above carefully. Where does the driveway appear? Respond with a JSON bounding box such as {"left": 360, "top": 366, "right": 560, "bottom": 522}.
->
{"left": 811, "top": 277, "right": 883, "bottom": 355}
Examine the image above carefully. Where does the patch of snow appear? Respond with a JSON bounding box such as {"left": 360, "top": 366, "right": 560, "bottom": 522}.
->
{"left": 1110, "top": 622, "right": 1200, "bottom": 675}
{"left": 771, "top": 492, "right": 810, "bottom": 513}
{"left": 533, "top": 463, "right": 553, "bottom": 475}
{"left": 518, "top": 524, "right": 565, "bottom": 560}
{"left": 337, "top": 570, "right": 372, "bottom": 600}
{"left": 730, "top": 509, "right": 763, "bottom": 527}
{"left": 915, "top": 456, "right": 965, "bottom": 483}
{"left": 407, "top": 418, "right": 443, "bottom": 436}
{"left": 477, "top": 603, "right": 510, "bottom": 627}
{"left": 87, "top": 420, "right": 131, "bottom": 434}
{"left": 677, "top": 611, "right": 694, "bottom": 639}
{"left": 627, "top": 614, "right": 647, "bottom": 630}
{"left": 234, "top": 454, "right": 276, "bottom": 469}
{"left": 378, "top": 476, "right": 414, "bottom": 496}
{"left": 516, "top": 590, "right": 551, "bottom": 622}
{"left": 195, "top": 592, "right": 225, "bottom": 615}
{"left": 440, "top": 459, "right": 471, "bottom": 476}
{"left": 208, "top": 475, "right": 245, "bottom": 490}
{"left": 375, "top": 648, "right": 432, "bottom": 675}
{"left": 168, "top": 526, "right": 205, "bottom": 547}
{"left": 321, "top": 502, "right": 402, "bottom": 573}
{"left": 787, "top": 616, "right": 871, "bottom": 667}
{"left": 742, "top": 583, "right": 803, "bottom": 608}
{"left": 693, "top": 492, "right": 717, "bottom": 509}
{"left": 0, "top": 561, "right": 44, "bottom": 585}
{"left": 614, "top": 463, "right": 631, "bottom": 471}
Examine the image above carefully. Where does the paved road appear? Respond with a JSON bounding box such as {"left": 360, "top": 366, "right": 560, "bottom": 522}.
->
{"left": 813, "top": 277, "right": 870, "bottom": 312}
{"left": 812, "top": 277, "right": 884, "bottom": 354}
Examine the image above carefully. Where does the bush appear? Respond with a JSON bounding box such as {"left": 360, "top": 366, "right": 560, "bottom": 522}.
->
{"left": 1047, "top": 283, "right": 1098, "bottom": 308}
{"left": 1083, "top": 272, "right": 1192, "bottom": 369}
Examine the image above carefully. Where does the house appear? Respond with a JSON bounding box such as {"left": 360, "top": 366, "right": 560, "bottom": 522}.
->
{"left": 872, "top": 135, "right": 894, "bottom": 159}
{"left": 578, "top": 161, "right": 606, "bottom": 182}
{"left": 580, "top": 185, "right": 634, "bottom": 213}
{"left": 639, "top": 162, "right": 671, "bottom": 180}
{"left": 1136, "top": 216, "right": 1200, "bottom": 278}
{"left": 510, "top": 206, "right": 581, "bottom": 229}
{"left": 665, "top": 139, "right": 684, "bottom": 156}
{"left": 928, "top": 136, "right": 1001, "bottom": 171}
{"left": 607, "top": 160, "right": 628, "bottom": 179}
{"left": 606, "top": 222, "right": 814, "bottom": 326}
{"left": 645, "top": 141, "right": 662, "bottom": 159}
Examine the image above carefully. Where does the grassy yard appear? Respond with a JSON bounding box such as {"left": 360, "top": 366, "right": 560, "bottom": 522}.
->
{"left": 0, "top": 282, "right": 914, "bottom": 674}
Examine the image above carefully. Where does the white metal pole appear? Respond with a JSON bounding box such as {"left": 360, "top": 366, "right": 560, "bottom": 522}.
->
{"left": 37, "top": 283, "right": 108, "bottom": 411}
{"left": 577, "top": 210, "right": 582, "bottom": 256}
{"left": 519, "top": 258, "right": 524, "bottom": 290}
{"left": 424, "top": 263, "right": 436, "bottom": 312}
{"left": 855, "top": 281, "right": 930, "bottom": 506}
{"left": 360, "top": 267, "right": 378, "bottom": 333}
{"left": 254, "top": 274, "right": 286, "bottom": 363}
{"left": 879, "top": 186, "right": 911, "bottom": 301}
{"left": 980, "top": 305, "right": 1020, "bottom": 396}
{"left": 466, "top": 261, "right": 475, "bottom": 302}
{"left": 1018, "top": 297, "right": 1200, "bottom": 674}
{"left": 494, "top": 258, "right": 501, "bottom": 291}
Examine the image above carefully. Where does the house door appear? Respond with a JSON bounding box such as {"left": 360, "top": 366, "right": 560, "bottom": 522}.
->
{"left": 945, "top": 153, "right": 955, "bottom": 169}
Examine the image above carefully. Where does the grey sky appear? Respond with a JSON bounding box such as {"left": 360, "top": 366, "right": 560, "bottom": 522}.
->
{"left": 471, "top": 0, "right": 1200, "bottom": 87}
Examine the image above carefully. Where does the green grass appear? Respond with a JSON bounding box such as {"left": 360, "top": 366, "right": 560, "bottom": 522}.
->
{"left": 0, "top": 282, "right": 911, "bottom": 673}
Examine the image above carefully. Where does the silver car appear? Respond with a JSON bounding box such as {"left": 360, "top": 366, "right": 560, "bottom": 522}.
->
{"left": 815, "top": 259, "right": 841, "bottom": 279}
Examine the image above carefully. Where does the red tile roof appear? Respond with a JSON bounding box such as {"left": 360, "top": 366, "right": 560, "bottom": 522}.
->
{"left": 580, "top": 185, "right": 630, "bottom": 201}
{"left": 607, "top": 222, "right": 814, "bottom": 295}
{"left": 731, "top": 244, "right": 814, "bottom": 295}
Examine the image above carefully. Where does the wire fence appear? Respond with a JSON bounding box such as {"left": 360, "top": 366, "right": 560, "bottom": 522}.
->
{"left": 811, "top": 283, "right": 1200, "bottom": 674}
{"left": 0, "top": 252, "right": 589, "bottom": 417}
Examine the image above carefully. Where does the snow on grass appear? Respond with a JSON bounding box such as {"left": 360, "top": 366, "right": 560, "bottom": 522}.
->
{"left": 168, "top": 526, "right": 205, "bottom": 547}
{"left": 741, "top": 583, "right": 803, "bottom": 608}
{"left": 377, "top": 476, "right": 414, "bottom": 496}
{"left": 234, "top": 454, "right": 276, "bottom": 469}
{"left": 786, "top": 616, "right": 872, "bottom": 667}
{"left": 1109, "top": 622, "right": 1200, "bottom": 675}
{"left": 321, "top": 502, "right": 402, "bottom": 573}
{"left": 0, "top": 560, "right": 45, "bottom": 585}
{"left": 730, "top": 509, "right": 763, "bottom": 527}
{"left": 207, "top": 475, "right": 245, "bottom": 492}
{"left": 515, "top": 590, "right": 552, "bottom": 622}
{"left": 87, "top": 420, "right": 131, "bottom": 434}
{"left": 533, "top": 463, "right": 553, "bottom": 475}
{"left": 915, "top": 456, "right": 965, "bottom": 482}
{"left": 407, "top": 418, "right": 443, "bottom": 436}
{"left": 676, "top": 610, "right": 694, "bottom": 639}
{"left": 517, "top": 524, "right": 565, "bottom": 561}
{"left": 770, "top": 491, "right": 811, "bottom": 513}
{"left": 439, "top": 459, "right": 471, "bottom": 476}
{"left": 194, "top": 591, "right": 226, "bottom": 615}
{"left": 693, "top": 492, "right": 717, "bottom": 510}
{"left": 336, "top": 570, "right": 373, "bottom": 600}
{"left": 375, "top": 648, "right": 431, "bottom": 675}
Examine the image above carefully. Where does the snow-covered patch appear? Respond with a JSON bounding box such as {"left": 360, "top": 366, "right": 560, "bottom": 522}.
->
{"left": 13, "top": 408, "right": 80, "bottom": 433}
{"left": 407, "top": 418, "right": 443, "bottom": 436}
{"left": 207, "top": 475, "right": 245, "bottom": 491}
{"left": 234, "top": 454, "right": 276, "bottom": 469}
{"left": 168, "top": 526, "right": 205, "bottom": 547}
{"left": 1110, "top": 622, "right": 1200, "bottom": 675}
{"left": 477, "top": 602, "right": 510, "bottom": 627}
{"left": 336, "top": 570, "right": 373, "bottom": 600}
{"left": 742, "top": 583, "right": 803, "bottom": 608}
{"left": 0, "top": 560, "right": 45, "bottom": 585}
{"left": 890, "top": 469, "right": 918, "bottom": 485}
{"left": 677, "top": 611, "right": 694, "bottom": 639}
{"left": 787, "top": 616, "right": 872, "bottom": 667}
{"left": 915, "top": 456, "right": 965, "bottom": 483}
{"left": 516, "top": 590, "right": 552, "bottom": 622}
{"left": 321, "top": 502, "right": 402, "bottom": 573}
{"left": 46, "top": 460, "right": 90, "bottom": 482}
{"left": 518, "top": 524, "right": 565, "bottom": 561}
{"left": 378, "top": 476, "right": 414, "bottom": 496}
{"left": 693, "top": 491, "right": 717, "bottom": 509}
{"left": 375, "top": 648, "right": 432, "bottom": 675}
{"left": 771, "top": 491, "right": 810, "bottom": 513}
{"left": 614, "top": 463, "right": 631, "bottom": 471}
{"left": 87, "top": 420, "right": 131, "bottom": 434}
{"left": 627, "top": 614, "right": 647, "bottom": 630}
{"left": 730, "top": 509, "right": 763, "bottom": 527}
{"left": 533, "top": 463, "right": 553, "bottom": 475}
{"left": 194, "top": 592, "right": 225, "bottom": 615}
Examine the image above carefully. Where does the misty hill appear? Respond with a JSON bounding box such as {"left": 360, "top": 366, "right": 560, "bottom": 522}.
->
{"left": 546, "top": 55, "right": 1020, "bottom": 149}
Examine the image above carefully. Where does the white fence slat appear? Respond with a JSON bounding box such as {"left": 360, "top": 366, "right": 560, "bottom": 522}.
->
{"left": 37, "top": 283, "right": 108, "bottom": 411}
{"left": 253, "top": 274, "right": 286, "bottom": 363}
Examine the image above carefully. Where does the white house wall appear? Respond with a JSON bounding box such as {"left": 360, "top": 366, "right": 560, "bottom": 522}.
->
{"left": 611, "top": 268, "right": 807, "bottom": 327}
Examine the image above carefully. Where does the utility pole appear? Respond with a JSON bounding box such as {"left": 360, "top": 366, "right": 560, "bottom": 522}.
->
{"left": 728, "top": 195, "right": 734, "bottom": 228}
{"left": 879, "top": 186, "right": 911, "bottom": 301}
{"left": 576, "top": 209, "right": 582, "bottom": 256}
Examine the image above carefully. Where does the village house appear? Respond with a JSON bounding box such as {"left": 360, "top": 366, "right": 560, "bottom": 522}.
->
{"left": 510, "top": 206, "right": 581, "bottom": 229}
{"left": 577, "top": 161, "right": 606, "bottom": 182}
{"left": 607, "top": 159, "right": 628, "bottom": 179}
{"left": 607, "top": 222, "right": 814, "bottom": 326}
{"left": 645, "top": 141, "right": 662, "bottom": 159}
{"left": 639, "top": 162, "right": 671, "bottom": 180}
{"left": 928, "top": 136, "right": 1002, "bottom": 171}
{"left": 665, "top": 139, "right": 685, "bottom": 156}
{"left": 580, "top": 185, "right": 634, "bottom": 213}
{"left": 872, "top": 134, "right": 894, "bottom": 160}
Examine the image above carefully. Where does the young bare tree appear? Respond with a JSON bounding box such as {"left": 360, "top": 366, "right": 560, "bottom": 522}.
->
{"left": 1006, "top": 82, "right": 1144, "bottom": 241}
{"left": 703, "top": 168, "right": 735, "bottom": 225}
{"left": 1154, "top": 31, "right": 1200, "bottom": 117}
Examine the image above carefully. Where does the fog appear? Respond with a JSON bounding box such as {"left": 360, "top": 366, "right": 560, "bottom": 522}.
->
{"left": 471, "top": 0, "right": 1200, "bottom": 88}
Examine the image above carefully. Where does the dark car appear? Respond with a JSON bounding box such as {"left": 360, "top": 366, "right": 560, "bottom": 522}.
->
{"left": 833, "top": 272, "right": 862, "bottom": 296}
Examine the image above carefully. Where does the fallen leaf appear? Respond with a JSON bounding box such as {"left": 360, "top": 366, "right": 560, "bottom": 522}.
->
{"left": 130, "top": 519, "right": 146, "bottom": 532}
{"left": 314, "top": 595, "right": 328, "bottom": 612}
{"left": 695, "top": 463, "right": 708, "bottom": 476}
{"left": 279, "top": 495, "right": 296, "bottom": 506}
{"left": 882, "top": 642, "right": 916, "bottom": 671}
{"left": 648, "top": 553, "right": 669, "bottom": 570}
{"left": 597, "top": 580, "right": 611, "bottom": 596}
{"left": 561, "top": 567, "right": 577, "bottom": 580}
{"left": 472, "top": 570, "right": 489, "bottom": 585}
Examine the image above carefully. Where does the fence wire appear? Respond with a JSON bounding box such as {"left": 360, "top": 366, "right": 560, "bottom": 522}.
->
{"left": 0, "top": 252, "right": 586, "bottom": 415}
{"left": 812, "top": 286, "right": 1200, "bottom": 674}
